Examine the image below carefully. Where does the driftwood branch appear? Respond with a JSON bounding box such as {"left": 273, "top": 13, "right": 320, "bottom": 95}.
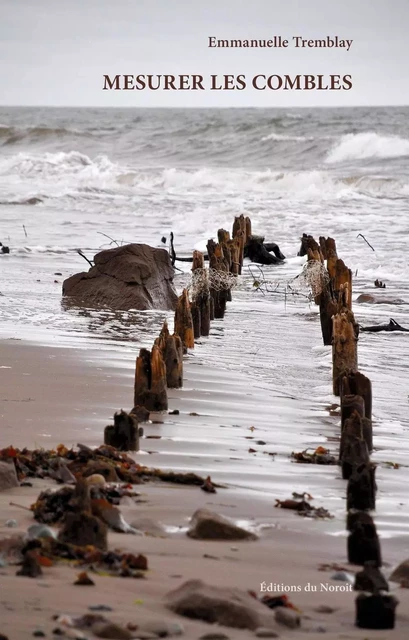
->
{"left": 97, "top": 232, "right": 120, "bottom": 247}
{"left": 360, "top": 318, "right": 409, "bottom": 333}
{"left": 76, "top": 249, "right": 94, "bottom": 268}
{"left": 357, "top": 234, "right": 375, "bottom": 252}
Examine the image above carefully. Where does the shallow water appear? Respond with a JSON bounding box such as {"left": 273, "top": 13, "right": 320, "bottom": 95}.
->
{"left": 0, "top": 106, "right": 408, "bottom": 540}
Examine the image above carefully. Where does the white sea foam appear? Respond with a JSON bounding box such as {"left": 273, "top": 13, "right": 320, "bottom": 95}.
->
{"left": 261, "top": 133, "right": 311, "bottom": 142}
{"left": 326, "top": 132, "right": 409, "bottom": 163}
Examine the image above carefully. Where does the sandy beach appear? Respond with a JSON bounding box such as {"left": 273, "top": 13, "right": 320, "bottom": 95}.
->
{"left": 1, "top": 335, "right": 409, "bottom": 639}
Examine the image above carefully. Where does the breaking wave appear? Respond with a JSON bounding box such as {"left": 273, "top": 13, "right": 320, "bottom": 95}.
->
{"left": 0, "top": 150, "right": 407, "bottom": 201}
{"left": 326, "top": 132, "right": 409, "bottom": 163}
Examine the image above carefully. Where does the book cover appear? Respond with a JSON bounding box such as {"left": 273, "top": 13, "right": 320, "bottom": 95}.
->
{"left": 0, "top": 0, "right": 408, "bottom": 636}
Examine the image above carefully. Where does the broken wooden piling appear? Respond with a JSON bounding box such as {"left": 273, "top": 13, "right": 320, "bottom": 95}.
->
{"left": 154, "top": 320, "right": 183, "bottom": 388}
{"left": 174, "top": 288, "right": 194, "bottom": 350}
{"left": 134, "top": 345, "right": 168, "bottom": 412}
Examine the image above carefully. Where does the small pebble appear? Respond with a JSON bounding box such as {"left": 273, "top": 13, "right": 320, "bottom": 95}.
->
{"left": 88, "top": 604, "right": 113, "bottom": 612}
{"left": 254, "top": 629, "right": 280, "bottom": 638}
{"left": 141, "top": 620, "right": 184, "bottom": 637}
{"left": 314, "top": 605, "right": 336, "bottom": 614}
{"left": 5, "top": 519, "right": 18, "bottom": 528}
{"left": 169, "top": 409, "right": 180, "bottom": 415}
{"left": 275, "top": 607, "right": 300, "bottom": 629}
{"left": 20, "top": 481, "right": 33, "bottom": 487}
{"left": 33, "top": 632, "right": 46, "bottom": 638}
{"left": 27, "top": 524, "right": 56, "bottom": 541}
{"left": 330, "top": 571, "right": 354, "bottom": 583}
{"left": 86, "top": 474, "right": 106, "bottom": 487}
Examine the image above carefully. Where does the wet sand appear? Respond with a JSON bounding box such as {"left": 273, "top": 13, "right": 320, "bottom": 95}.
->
{"left": 1, "top": 338, "right": 409, "bottom": 638}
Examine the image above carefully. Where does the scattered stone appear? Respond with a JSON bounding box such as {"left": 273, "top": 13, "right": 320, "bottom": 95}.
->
{"left": 254, "top": 628, "right": 280, "bottom": 638}
{"left": 330, "top": 571, "right": 354, "bottom": 584}
{"left": 314, "top": 605, "right": 336, "bottom": 614}
{"left": 86, "top": 474, "right": 106, "bottom": 487}
{"left": 165, "top": 579, "right": 277, "bottom": 630}
{"left": 274, "top": 607, "right": 300, "bottom": 629}
{"left": 33, "top": 632, "right": 46, "bottom": 637}
{"left": 26, "top": 524, "right": 56, "bottom": 541}
{"left": 5, "top": 519, "right": 18, "bottom": 528}
{"left": 169, "top": 409, "right": 180, "bottom": 415}
{"left": 0, "top": 461, "right": 19, "bottom": 491}
{"left": 91, "top": 621, "right": 133, "bottom": 639}
{"left": 140, "top": 620, "right": 184, "bottom": 637}
{"left": 88, "top": 606, "right": 113, "bottom": 612}
{"left": 187, "top": 509, "right": 257, "bottom": 541}
{"left": 389, "top": 558, "right": 409, "bottom": 584}
{"left": 74, "top": 571, "right": 95, "bottom": 586}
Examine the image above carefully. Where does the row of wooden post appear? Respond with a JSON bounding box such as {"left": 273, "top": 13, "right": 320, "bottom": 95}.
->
{"left": 130, "top": 214, "right": 252, "bottom": 415}
{"left": 304, "top": 233, "right": 396, "bottom": 629}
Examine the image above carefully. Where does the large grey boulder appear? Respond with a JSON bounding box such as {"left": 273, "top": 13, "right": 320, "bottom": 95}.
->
{"left": 0, "top": 461, "right": 19, "bottom": 491}
{"left": 63, "top": 244, "right": 177, "bottom": 311}
{"left": 187, "top": 508, "right": 257, "bottom": 541}
{"left": 165, "top": 579, "right": 277, "bottom": 630}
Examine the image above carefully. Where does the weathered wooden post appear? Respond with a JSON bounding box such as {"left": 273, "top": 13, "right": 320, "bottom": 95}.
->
{"left": 232, "top": 214, "right": 247, "bottom": 274}
{"left": 174, "top": 288, "right": 194, "bottom": 350}
{"left": 340, "top": 411, "right": 370, "bottom": 480}
{"left": 347, "top": 463, "right": 376, "bottom": 511}
{"left": 191, "top": 250, "right": 211, "bottom": 337}
{"left": 134, "top": 345, "right": 168, "bottom": 411}
{"left": 347, "top": 511, "right": 382, "bottom": 566}
{"left": 355, "top": 594, "right": 398, "bottom": 630}
{"left": 332, "top": 309, "right": 359, "bottom": 395}
{"left": 104, "top": 410, "right": 140, "bottom": 451}
{"left": 334, "top": 258, "right": 352, "bottom": 309}
{"left": 342, "top": 371, "right": 372, "bottom": 424}
{"left": 207, "top": 239, "right": 229, "bottom": 319}
{"left": 154, "top": 320, "right": 183, "bottom": 388}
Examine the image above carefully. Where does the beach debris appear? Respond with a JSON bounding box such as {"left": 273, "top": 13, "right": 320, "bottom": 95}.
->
{"left": 16, "top": 551, "right": 43, "bottom": 578}
{"left": 354, "top": 561, "right": 389, "bottom": 592}
{"left": 90, "top": 621, "right": 133, "bottom": 639}
{"left": 201, "top": 476, "right": 217, "bottom": 493}
{"left": 169, "top": 409, "right": 180, "bottom": 415}
{"left": 291, "top": 447, "right": 336, "bottom": 464}
{"left": 274, "top": 606, "right": 300, "bottom": 629}
{"left": 154, "top": 320, "right": 184, "bottom": 387}
{"left": 104, "top": 410, "right": 141, "bottom": 451}
{"left": 389, "top": 558, "right": 409, "bottom": 584}
{"left": 0, "top": 460, "right": 19, "bottom": 491}
{"left": 187, "top": 508, "right": 257, "bottom": 541}
{"left": 166, "top": 579, "right": 278, "bottom": 630}
{"left": 74, "top": 571, "right": 95, "bottom": 586}
{"left": 63, "top": 243, "right": 178, "bottom": 311}
{"left": 292, "top": 492, "right": 313, "bottom": 500}
{"left": 374, "top": 279, "right": 386, "bottom": 288}
{"left": 88, "top": 606, "right": 113, "bottom": 612}
{"left": 355, "top": 592, "right": 398, "bottom": 630}
{"left": 0, "top": 243, "right": 10, "bottom": 254}
{"left": 134, "top": 345, "right": 168, "bottom": 412}
{"left": 0, "top": 443, "right": 213, "bottom": 488}
{"left": 244, "top": 235, "right": 285, "bottom": 266}
{"left": 361, "top": 318, "right": 409, "bottom": 332}
{"left": 318, "top": 563, "right": 349, "bottom": 573}
{"left": 275, "top": 497, "right": 333, "bottom": 519}
{"left": 86, "top": 474, "right": 106, "bottom": 487}
{"left": 260, "top": 594, "right": 297, "bottom": 611}
{"left": 347, "top": 511, "right": 382, "bottom": 567}
{"left": 33, "top": 631, "right": 46, "bottom": 637}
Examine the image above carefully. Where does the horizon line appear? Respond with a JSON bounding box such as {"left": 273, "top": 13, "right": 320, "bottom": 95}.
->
{"left": 1, "top": 103, "right": 409, "bottom": 109}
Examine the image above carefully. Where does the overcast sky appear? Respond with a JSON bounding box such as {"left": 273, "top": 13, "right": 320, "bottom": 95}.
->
{"left": 0, "top": 0, "right": 407, "bottom": 107}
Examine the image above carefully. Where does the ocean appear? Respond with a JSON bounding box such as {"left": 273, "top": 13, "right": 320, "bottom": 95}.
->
{"left": 1, "top": 106, "right": 409, "bottom": 536}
